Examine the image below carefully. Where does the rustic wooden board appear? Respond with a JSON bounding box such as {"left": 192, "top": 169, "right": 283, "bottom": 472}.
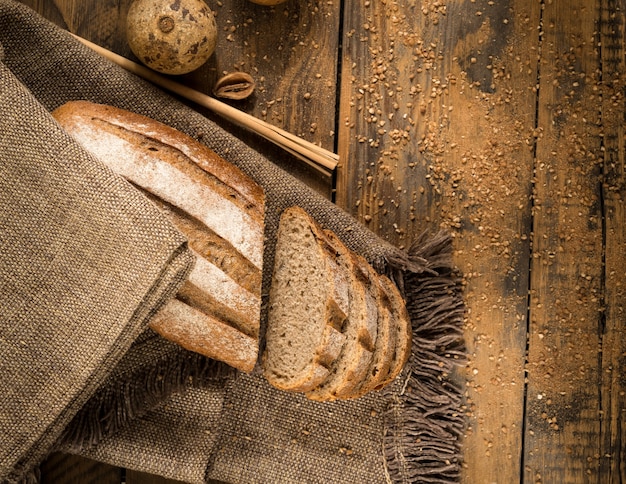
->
{"left": 523, "top": 0, "right": 605, "bottom": 481}
{"left": 193, "top": 0, "right": 340, "bottom": 195}
{"left": 39, "top": 453, "right": 121, "bottom": 484}
{"left": 13, "top": 0, "right": 626, "bottom": 482}
{"left": 599, "top": 0, "right": 626, "bottom": 480}
{"left": 336, "top": 0, "right": 540, "bottom": 482}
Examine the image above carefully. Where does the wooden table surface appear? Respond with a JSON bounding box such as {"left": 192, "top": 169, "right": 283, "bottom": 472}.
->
{"left": 19, "top": 0, "right": 626, "bottom": 483}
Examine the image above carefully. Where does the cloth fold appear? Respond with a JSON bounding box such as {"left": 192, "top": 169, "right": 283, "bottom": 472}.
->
{"left": 0, "top": 47, "right": 195, "bottom": 482}
{"left": 0, "top": 1, "right": 467, "bottom": 482}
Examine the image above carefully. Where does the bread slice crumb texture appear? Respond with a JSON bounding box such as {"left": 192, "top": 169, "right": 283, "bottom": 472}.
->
{"left": 306, "top": 233, "right": 377, "bottom": 402}
{"left": 264, "top": 207, "right": 348, "bottom": 392}
{"left": 345, "top": 267, "right": 397, "bottom": 399}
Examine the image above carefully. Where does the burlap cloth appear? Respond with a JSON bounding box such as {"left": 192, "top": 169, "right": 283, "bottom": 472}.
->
{"left": 0, "top": 1, "right": 466, "bottom": 483}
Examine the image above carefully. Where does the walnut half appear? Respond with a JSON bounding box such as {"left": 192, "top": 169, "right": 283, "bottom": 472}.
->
{"left": 213, "top": 72, "right": 256, "bottom": 100}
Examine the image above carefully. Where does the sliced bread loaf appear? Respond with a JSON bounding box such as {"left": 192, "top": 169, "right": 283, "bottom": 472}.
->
{"left": 345, "top": 267, "right": 397, "bottom": 399}
{"left": 263, "top": 207, "right": 349, "bottom": 392}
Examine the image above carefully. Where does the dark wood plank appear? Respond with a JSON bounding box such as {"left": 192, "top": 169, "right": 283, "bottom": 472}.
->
{"left": 337, "top": 0, "right": 540, "bottom": 482}
{"left": 52, "top": 0, "right": 128, "bottom": 51}
{"left": 126, "top": 469, "right": 226, "bottom": 483}
{"left": 191, "top": 0, "right": 341, "bottom": 196}
{"left": 523, "top": 0, "right": 605, "bottom": 481}
{"left": 18, "top": 0, "right": 67, "bottom": 27}
{"left": 40, "top": 453, "right": 121, "bottom": 484}
{"left": 203, "top": 0, "right": 341, "bottom": 150}
{"left": 599, "top": 0, "right": 626, "bottom": 480}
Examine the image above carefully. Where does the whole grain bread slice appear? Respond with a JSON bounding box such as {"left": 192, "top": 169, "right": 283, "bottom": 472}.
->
{"left": 305, "top": 233, "right": 378, "bottom": 402}
{"left": 371, "top": 275, "right": 412, "bottom": 391}
{"left": 345, "top": 267, "right": 397, "bottom": 399}
{"left": 263, "top": 207, "right": 349, "bottom": 392}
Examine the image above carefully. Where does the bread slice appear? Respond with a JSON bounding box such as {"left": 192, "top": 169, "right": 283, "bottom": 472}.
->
{"left": 346, "top": 272, "right": 412, "bottom": 398}
{"left": 345, "top": 267, "right": 397, "bottom": 398}
{"left": 52, "top": 101, "right": 264, "bottom": 372}
{"left": 371, "top": 275, "right": 412, "bottom": 390}
{"left": 263, "top": 207, "right": 349, "bottom": 392}
{"left": 305, "top": 234, "right": 377, "bottom": 402}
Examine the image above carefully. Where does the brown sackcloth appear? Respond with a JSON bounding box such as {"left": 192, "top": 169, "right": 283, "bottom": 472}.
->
{"left": 0, "top": 1, "right": 466, "bottom": 483}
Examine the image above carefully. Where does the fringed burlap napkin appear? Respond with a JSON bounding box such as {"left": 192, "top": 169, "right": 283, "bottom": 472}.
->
{"left": 0, "top": 1, "right": 466, "bottom": 482}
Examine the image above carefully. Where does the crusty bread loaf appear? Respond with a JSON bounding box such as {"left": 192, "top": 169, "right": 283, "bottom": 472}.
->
{"left": 52, "top": 101, "right": 264, "bottom": 373}
{"left": 263, "top": 206, "right": 349, "bottom": 392}
{"left": 305, "top": 232, "right": 377, "bottom": 402}
{"left": 143, "top": 191, "right": 261, "bottom": 340}
{"left": 52, "top": 101, "right": 264, "bottom": 267}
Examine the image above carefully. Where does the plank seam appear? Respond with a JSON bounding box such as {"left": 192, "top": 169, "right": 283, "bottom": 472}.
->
{"left": 520, "top": 1, "right": 546, "bottom": 482}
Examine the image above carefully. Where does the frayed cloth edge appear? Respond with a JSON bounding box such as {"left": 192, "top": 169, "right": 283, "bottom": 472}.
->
{"left": 382, "top": 231, "right": 467, "bottom": 484}
{"left": 57, "top": 349, "right": 234, "bottom": 453}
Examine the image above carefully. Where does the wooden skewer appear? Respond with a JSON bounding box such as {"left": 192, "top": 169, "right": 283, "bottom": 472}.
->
{"left": 72, "top": 34, "right": 338, "bottom": 177}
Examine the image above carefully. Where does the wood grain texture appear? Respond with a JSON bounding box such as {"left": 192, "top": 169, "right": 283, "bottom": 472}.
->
{"left": 40, "top": 453, "right": 121, "bottom": 484}
{"left": 523, "top": 1, "right": 605, "bottom": 481}
{"left": 337, "top": 1, "right": 540, "bottom": 482}
{"left": 599, "top": 0, "right": 626, "bottom": 481}
{"left": 206, "top": 0, "right": 341, "bottom": 150}
{"left": 190, "top": 0, "right": 341, "bottom": 192}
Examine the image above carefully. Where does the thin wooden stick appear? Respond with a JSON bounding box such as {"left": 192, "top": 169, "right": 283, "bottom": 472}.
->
{"left": 72, "top": 34, "right": 338, "bottom": 177}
